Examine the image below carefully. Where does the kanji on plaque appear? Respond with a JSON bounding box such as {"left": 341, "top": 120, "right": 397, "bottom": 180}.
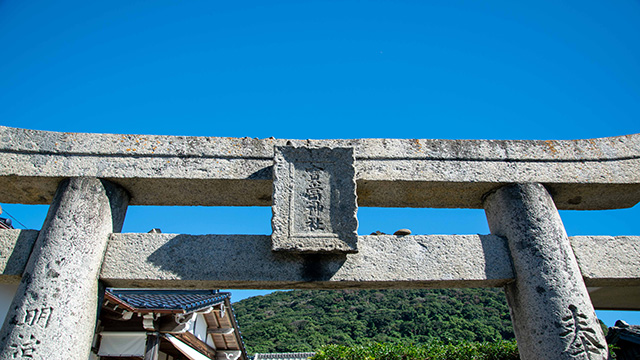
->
{"left": 272, "top": 146, "right": 358, "bottom": 253}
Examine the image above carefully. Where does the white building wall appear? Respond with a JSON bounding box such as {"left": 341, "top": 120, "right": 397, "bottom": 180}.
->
{"left": 97, "top": 332, "right": 146, "bottom": 357}
{"left": 193, "top": 313, "right": 208, "bottom": 342}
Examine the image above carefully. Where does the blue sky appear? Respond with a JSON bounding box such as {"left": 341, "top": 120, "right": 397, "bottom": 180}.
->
{"left": 1, "top": 0, "right": 639, "bottom": 327}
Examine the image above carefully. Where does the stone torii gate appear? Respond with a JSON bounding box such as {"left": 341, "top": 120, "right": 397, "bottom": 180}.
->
{"left": 0, "top": 126, "right": 639, "bottom": 359}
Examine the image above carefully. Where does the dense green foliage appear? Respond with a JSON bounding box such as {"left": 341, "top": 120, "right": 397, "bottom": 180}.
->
{"left": 311, "top": 341, "right": 520, "bottom": 360}
{"left": 233, "top": 289, "right": 514, "bottom": 354}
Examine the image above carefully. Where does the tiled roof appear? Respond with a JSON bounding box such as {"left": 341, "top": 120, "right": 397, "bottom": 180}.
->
{"left": 107, "top": 289, "right": 229, "bottom": 312}
{"left": 606, "top": 321, "right": 640, "bottom": 359}
{"left": 253, "top": 353, "right": 315, "bottom": 360}
{"left": 607, "top": 321, "right": 640, "bottom": 344}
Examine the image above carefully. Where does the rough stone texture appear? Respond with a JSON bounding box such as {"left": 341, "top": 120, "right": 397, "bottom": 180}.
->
{"left": 571, "top": 236, "right": 640, "bottom": 286}
{"left": 1, "top": 126, "right": 639, "bottom": 209}
{"left": 100, "top": 233, "right": 514, "bottom": 289}
{"left": 272, "top": 146, "right": 358, "bottom": 253}
{"left": 0, "top": 178, "right": 128, "bottom": 360}
{"left": 573, "top": 236, "right": 640, "bottom": 311}
{"left": 0, "top": 230, "right": 37, "bottom": 284}
{"left": 484, "top": 183, "right": 608, "bottom": 360}
{"left": 0, "top": 230, "right": 637, "bottom": 308}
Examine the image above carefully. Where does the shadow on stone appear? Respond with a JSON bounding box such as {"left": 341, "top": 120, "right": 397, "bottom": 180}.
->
{"left": 2, "top": 230, "right": 39, "bottom": 280}
{"left": 144, "top": 234, "right": 347, "bottom": 288}
{"left": 248, "top": 166, "right": 273, "bottom": 180}
{"left": 478, "top": 234, "right": 514, "bottom": 282}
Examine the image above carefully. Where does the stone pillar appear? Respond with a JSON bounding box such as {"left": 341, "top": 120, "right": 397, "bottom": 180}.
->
{"left": 0, "top": 178, "right": 128, "bottom": 360}
{"left": 484, "top": 183, "right": 608, "bottom": 360}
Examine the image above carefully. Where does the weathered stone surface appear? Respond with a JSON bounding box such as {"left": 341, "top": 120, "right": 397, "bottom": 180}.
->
{"left": 100, "top": 233, "right": 513, "bottom": 288}
{"left": 576, "top": 235, "right": 640, "bottom": 310}
{"left": 0, "top": 229, "right": 637, "bottom": 308}
{"left": 272, "top": 146, "right": 358, "bottom": 253}
{"left": 1, "top": 126, "right": 637, "bottom": 359}
{"left": 0, "top": 178, "right": 128, "bottom": 360}
{"left": 1, "top": 126, "right": 639, "bottom": 209}
{"left": 484, "top": 183, "right": 608, "bottom": 360}
{"left": 571, "top": 236, "right": 640, "bottom": 286}
{"left": 0, "top": 230, "right": 37, "bottom": 284}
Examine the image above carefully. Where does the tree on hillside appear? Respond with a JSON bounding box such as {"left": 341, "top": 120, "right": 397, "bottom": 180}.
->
{"left": 233, "top": 289, "right": 514, "bottom": 354}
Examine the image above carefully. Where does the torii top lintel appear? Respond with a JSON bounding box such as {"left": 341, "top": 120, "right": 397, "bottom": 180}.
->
{"left": 1, "top": 126, "right": 639, "bottom": 210}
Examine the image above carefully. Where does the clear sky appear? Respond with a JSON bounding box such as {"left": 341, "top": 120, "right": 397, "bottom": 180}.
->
{"left": 1, "top": 0, "right": 638, "bottom": 327}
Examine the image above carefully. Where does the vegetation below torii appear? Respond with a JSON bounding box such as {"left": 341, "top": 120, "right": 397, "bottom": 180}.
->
{"left": 310, "top": 341, "right": 520, "bottom": 360}
{"left": 233, "top": 288, "right": 515, "bottom": 354}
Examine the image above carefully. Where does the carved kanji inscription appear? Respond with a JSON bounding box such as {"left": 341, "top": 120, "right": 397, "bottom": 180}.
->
{"left": 17, "top": 307, "right": 52, "bottom": 329}
{"left": 10, "top": 334, "right": 40, "bottom": 358}
{"left": 560, "top": 305, "right": 606, "bottom": 359}
{"left": 303, "top": 170, "right": 326, "bottom": 231}
{"left": 272, "top": 146, "right": 358, "bottom": 253}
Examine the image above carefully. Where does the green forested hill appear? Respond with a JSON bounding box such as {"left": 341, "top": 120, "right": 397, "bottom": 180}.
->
{"left": 232, "top": 289, "right": 514, "bottom": 354}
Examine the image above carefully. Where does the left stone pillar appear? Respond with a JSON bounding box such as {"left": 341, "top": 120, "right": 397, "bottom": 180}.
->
{"left": 0, "top": 178, "right": 129, "bottom": 360}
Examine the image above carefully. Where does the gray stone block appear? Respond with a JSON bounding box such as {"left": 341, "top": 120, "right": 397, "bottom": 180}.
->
{"left": 272, "top": 146, "right": 358, "bottom": 253}
{"left": 1, "top": 126, "right": 639, "bottom": 209}
{"left": 0, "top": 229, "right": 638, "bottom": 309}
{"left": 100, "top": 233, "right": 513, "bottom": 288}
{"left": 571, "top": 236, "right": 640, "bottom": 286}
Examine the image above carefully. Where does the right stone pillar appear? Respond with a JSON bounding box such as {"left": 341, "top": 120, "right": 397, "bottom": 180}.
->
{"left": 483, "top": 183, "right": 608, "bottom": 360}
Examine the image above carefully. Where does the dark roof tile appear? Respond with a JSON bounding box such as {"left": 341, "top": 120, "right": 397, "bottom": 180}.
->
{"left": 107, "top": 289, "right": 229, "bottom": 312}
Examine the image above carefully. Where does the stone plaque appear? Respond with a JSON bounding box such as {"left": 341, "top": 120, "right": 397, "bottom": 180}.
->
{"left": 272, "top": 146, "right": 358, "bottom": 253}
